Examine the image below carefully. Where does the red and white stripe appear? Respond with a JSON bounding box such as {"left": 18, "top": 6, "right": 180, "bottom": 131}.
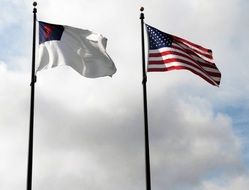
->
{"left": 148, "top": 35, "right": 221, "bottom": 86}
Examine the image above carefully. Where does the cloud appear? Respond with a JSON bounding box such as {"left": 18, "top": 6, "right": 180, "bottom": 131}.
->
{"left": 201, "top": 175, "right": 249, "bottom": 190}
{"left": 0, "top": 0, "right": 32, "bottom": 68}
{"left": 1, "top": 0, "right": 249, "bottom": 190}
{"left": 0, "top": 62, "right": 30, "bottom": 189}
{"left": 1, "top": 58, "right": 245, "bottom": 190}
{"left": 147, "top": 92, "right": 244, "bottom": 189}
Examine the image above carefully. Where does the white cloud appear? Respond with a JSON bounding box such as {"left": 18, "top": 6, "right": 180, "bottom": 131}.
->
{"left": 1, "top": 58, "right": 246, "bottom": 190}
{"left": 1, "top": 0, "right": 249, "bottom": 190}
{"left": 147, "top": 94, "right": 244, "bottom": 189}
{"left": 0, "top": 62, "right": 30, "bottom": 189}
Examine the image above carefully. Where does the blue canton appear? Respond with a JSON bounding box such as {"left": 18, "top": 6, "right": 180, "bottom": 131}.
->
{"left": 146, "top": 25, "right": 173, "bottom": 50}
{"left": 39, "top": 21, "right": 64, "bottom": 44}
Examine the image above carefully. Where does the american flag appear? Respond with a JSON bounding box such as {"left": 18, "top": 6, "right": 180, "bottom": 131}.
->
{"left": 146, "top": 24, "right": 221, "bottom": 86}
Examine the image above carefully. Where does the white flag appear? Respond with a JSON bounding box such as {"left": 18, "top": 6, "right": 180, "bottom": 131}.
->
{"left": 37, "top": 21, "right": 116, "bottom": 78}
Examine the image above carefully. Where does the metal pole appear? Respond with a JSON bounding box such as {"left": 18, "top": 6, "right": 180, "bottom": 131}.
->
{"left": 140, "top": 7, "right": 151, "bottom": 190}
{"left": 27, "top": 2, "right": 37, "bottom": 190}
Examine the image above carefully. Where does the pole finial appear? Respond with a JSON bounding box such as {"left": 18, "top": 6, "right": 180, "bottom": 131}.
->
{"left": 140, "top": 7, "right": 145, "bottom": 20}
{"left": 33, "top": 2, "right": 37, "bottom": 7}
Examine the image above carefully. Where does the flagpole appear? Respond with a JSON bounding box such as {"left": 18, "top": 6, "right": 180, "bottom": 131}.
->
{"left": 140, "top": 7, "right": 152, "bottom": 190}
{"left": 27, "top": 2, "right": 37, "bottom": 190}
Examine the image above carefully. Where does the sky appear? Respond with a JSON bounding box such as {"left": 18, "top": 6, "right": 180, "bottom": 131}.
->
{"left": 0, "top": 0, "right": 249, "bottom": 189}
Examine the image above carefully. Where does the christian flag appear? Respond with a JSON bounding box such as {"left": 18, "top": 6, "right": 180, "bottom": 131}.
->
{"left": 146, "top": 24, "right": 221, "bottom": 86}
{"left": 37, "top": 21, "right": 117, "bottom": 78}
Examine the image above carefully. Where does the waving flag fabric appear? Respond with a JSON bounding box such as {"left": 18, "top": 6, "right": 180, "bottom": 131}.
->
{"left": 37, "top": 21, "right": 116, "bottom": 78}
{"left": 146, "top": 24, "right": 221, "bottom": 86}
